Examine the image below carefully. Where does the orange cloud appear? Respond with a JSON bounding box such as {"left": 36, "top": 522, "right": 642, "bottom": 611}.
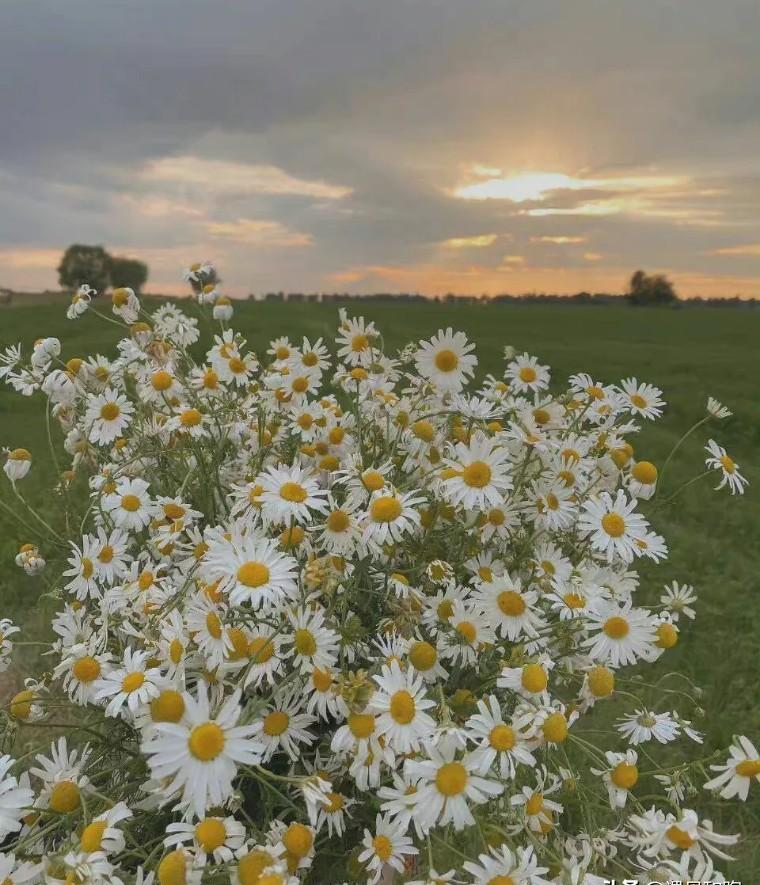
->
{"left": 206, "top": 219, "right": 313, "bottom": 248}
{"left": 441, "top": 234, "right": 498, "bottom": 248}
{"left": 713, "top": 243, "right": 760, "bottom": 256}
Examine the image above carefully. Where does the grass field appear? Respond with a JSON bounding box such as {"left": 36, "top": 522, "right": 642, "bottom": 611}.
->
{"left": 1, "top": 298, "right": 758, "bottom": 874}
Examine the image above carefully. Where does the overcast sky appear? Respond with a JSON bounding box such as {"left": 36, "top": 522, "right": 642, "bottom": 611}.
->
{"left": 2, "top": 0, "right": 760, "bottom": 297}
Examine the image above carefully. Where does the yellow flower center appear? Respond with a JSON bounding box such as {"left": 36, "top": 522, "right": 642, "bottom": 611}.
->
{"left": 263, "top": 710, "right": 290, "bottom": 736}
{"left": 9, "top": 689, "right": 35, "bottom": 720}
{"left": 603, "top": 616, "right": 630, "bottom": 639}
{"left": 434, "top": 349, "right": 459, "bottom": 372}
{"left": 409, "top": 640, "right": 437, "bottom": 671}
{"left": 100, "top": 402, "right": 120, "bottom": 421}
{"left": 327, "top": 510, "right": 350, "bottom": 532}
{"left": 362, "top": 470, "right": 385, "bottom": 491}
{"left": 720, "top": 454, "right": 736, "bottom": 474}
{"left": 205, "top": 612, "right": 223, "bottom": 639}
{"left": 563, "top": 592, "right": 585, "bottom": 609}
{"left": 412, "top": 420, "right": 435, "bottom": 442}
{"left": 228, "top": 356, "right": 246, "bottom": 374}
{"left": 249, "top": 636, "right": 276, "bottom": 663}
{"left": 497, "top": 590, "right": 525, "bottom": 617}
{"left": 587, "top": 666, "right": 615, "bottom": 697}
{"left": 9, "top": 447, "right": 31, "bottom": 461}
{"left": 168, "top": 639, "right": 184, "bottom": 664}
{"left": 666, "top": 825, "right": 695, "bottom": 850}
{"left": 488, "top": 508, "right": 505, "bottom": 526}
{"left": 655, "top": 622, "right": 678, "bottom": 649}
{"left": 188, "top": 722, "right": 226, "bottom": 760}
{"left": 180, "top": 409, "right": 202, "bottom": 427}
{"left": 489, "top": 724, "right": 516, "bottom": 751}
{"left": 435, "top": 761, "right": 468, "bottom": 796}
{"left": 351, "top": 333, "right": 370, "bottom": 352}
{"left": 348, "top": 713, "right": 376, "bottom": 739}
{"left": 325, "top": 792, "right": 344, "bottom": 812}
{"left": 519, "top": 366, "right": 537, "bottom": 383}
{"left": 611, "top": 762, "right": 638, "bottom": 790}
{"left": 312, "top": 668, "right": 332, "bottom": 692}
{"left": 632, "top": 460, "right": 657, "bottom": 484}
{"left": 120, "top": 494, "right": 141, "bottom": 512}
{"left": 237, "top": 561, "right": 270, "bottom": 588}
{"left": 525, "top": 792, "right": 544, "bottom": 815}
{"left": 736, "top": 759, "right": 760, "bottom": 777}
{"left": 542, "top": 712, "right": 568, "bottom": 743}
{"left": 294, "top": 629, "right": 317, "bottom": 656}
{"left": 601, "top": 513, "right": 626, "bottom": 537}
{"left": 462, "top": 460, "right": 492, "bottom": 488}
{"left": 81, "top": 557, "right": 94, "bottom": 579}
{"left": 122, "top": 671, "right": 145, "bottom": 693}
{"left": 373, "top": 834, "right": 393, "bottom": 862}
{"left": 157, "top": 850, "right": 186, "bottom": 885}
{"left": 389, "top": 690, "right": 416, "bottom": 724}
{"left": 456, "top": 621, "right": 477, "bottom": 644}
{"left": 280, "top": 482, "right": 307, "bottom": 503}
{"left": 370, "top": 496, "right": 402, "bottom": 523}
{"left": 521, "top": 663, "right": 548, "bottom": 693}
{"left": 151, "top": 370, "right": 173, "bottom": 391}
{"left": 151, "top": 690, "right": 186, "bottom": 723}
{"left": 488, "top": 878, "right": 515, "bottom": 885}
{"left": 98, "top": 545, "right": 114, "bottom": 563}
{"left": 195, "top": 817, "right": 226, "bottom": 851}
{"left": 292, "top": 376, "right": 309, "bottom": 394}
{"left": 73, "top": 656, "right": 101, "bottom": 683}
{"left": 630, "top": 393, "right": 647, "bottom": 409}
{"left": 81, "top": 819, "right": 107, "bottom": 852}
{"left": 283, "top": 822, "right": 313, "bottom": 858}
{"left": 50, "top": 780, "right": 81, "bottom": 813}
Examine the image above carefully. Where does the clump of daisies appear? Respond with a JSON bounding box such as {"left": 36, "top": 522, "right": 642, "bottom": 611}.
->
{"left": 0, "top": 264, "right": 753, "bottom": 884}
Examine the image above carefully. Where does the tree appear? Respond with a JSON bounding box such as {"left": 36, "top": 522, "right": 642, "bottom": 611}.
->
{"left": 110, "top": 256, "right": 149, "bottom": 294}
{"left": 627, "top": 269, "right": 677, "bottom": 305}
{"left": 57, "top": 244, "right": 112, "bottom": 294}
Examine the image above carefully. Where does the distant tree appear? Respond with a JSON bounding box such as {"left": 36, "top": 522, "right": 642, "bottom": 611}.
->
{"left": 57, "top": 244, "right": 112, "bottom": 294}
{"left": 110, "top": 256, "right": 149, "bottom": 294}
{"left": 627, "top": 269, "right": 677, "bottom": 305}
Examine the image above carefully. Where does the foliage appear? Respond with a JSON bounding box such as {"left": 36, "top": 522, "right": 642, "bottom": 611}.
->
{"left": 109, "top": 256, "right": 149, "bottom": 295}
{"left": 57, "top": 244, "right": 112, "bottom": 294}
{"left": 627, "top": 270, "right": 678, "bottom": 306}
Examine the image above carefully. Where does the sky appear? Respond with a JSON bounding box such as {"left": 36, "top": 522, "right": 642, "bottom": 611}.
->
{"left": 2, "top": 0, "right": 760, "bottom": 298}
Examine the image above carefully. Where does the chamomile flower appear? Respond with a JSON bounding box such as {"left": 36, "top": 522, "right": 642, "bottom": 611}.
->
{"left": 253, "top": 692, "right": 316, "bottom": 762}
{"left": 707, "top": 396, "right": 732, "bottom": 419}
{"left": 407, "top": 740, "right": 503, "bottom": 832}
{"left": 142, "top": 684, "right": 265, "bottom": 819}
{"left": 362, "top": 488, "right": 424, "bottom": 546}
{"left": 414, "top": 328, "right": 477, "bottom": 393}
{"left": 592, "top": 749, "right": 640, "bottom": 809}
{"left": 104, "top": 477, "right": 152, "bottom": 531}
{"left": 31, "top": 737, "right": 91, "bottom": 814}
{"left": 84, "top": 388, "right": 134, "bottom": 445}
{"left": 0, "top": 756, "right": 35, "bottom": 840}
{"left": 283, "top": 607, "right": 339, "bottom": 674}
{"left": 616, "top": 709, "right": 680, "bottom": 745}
{"left": 94, "top": 647, "right": 162, "bottom": 717}
{"left": 368, "top": 661, "right": 436, "bottom": 754}
{"left": 579, "top": 490, "right": 649, "bottom": 563}
{"left": 441, "top": 432, "right": 512, "bottom": 509}
{"left": 463, "top": 844, "right": 549, "bottom": 885}
{"left": 704, "top": 439, "right": 748, "bottom": 494}
{"left": 77, "top": 802, "right": 132, "bottom": 855}
{"left": 619, "top": 378, "right": 665, "bottom": 419}
{"left": 584, "top": 600, "right": 657, "bottom": 667}
{"left": 471, "top": 576, "right": 541, "bottom": 641}
{"left": 3, "top": 448, "right": 32, "bottom": 481}
{"left": 704, "top": 735, "right": 760, "bottom": 800}
{"left": 660, "top": 580, "right": 697, "bottom": 621}
{"left": 358, "top": 813, "right": 418, "bottom": 884}
{"left": 505, "top": 353, "right": 550, "bottom": 394}
{"left": 165, "top": 814, "right": 246, "bottom": 865}
{"left": 464, "top": 695, "right": 536, "bottom": 778}
{"left": 202, "top": 528, "right": 298, "bottom": 610}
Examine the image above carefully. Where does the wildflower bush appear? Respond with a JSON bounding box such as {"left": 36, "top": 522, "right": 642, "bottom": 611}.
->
{"left": 0, "top": 267, "right": 754, "bottom": 885}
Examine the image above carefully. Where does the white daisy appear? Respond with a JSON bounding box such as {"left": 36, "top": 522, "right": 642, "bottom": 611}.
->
{"left": 704, "top": 735, "right": 760, "bottom": 800}
{"left": 414, "top": 328, "right": 477, "bottom": 393}
{"left": 592, "top": 749, "right": 639, "bottom": 809}
{"left": 406, "top": 740, "right": 503, "bottom": 832}
{"left": 616, "top": 709, "right": 680, "bottom": 745}
{"left": 104, "top": 477, "right": 152, "bottom": 531}
{"left": 142, "top": 684, "right": 266, "bottom": 819}
{"left": 584, "top": 600, "right": 657, "bottom": 667}
{"left": 368, "top": 661, "right": 436, "bottom": 754}
{"left": 464, "top": 695, "right": 536, "bottom": 778}
{"left": 441, "top": 431, "right": 512, "bottom": 509}
{"left": 471, "top": 575, "right": 542, "bottom": 641}
{"left": 619, "top": 377, "right": 665, "bottom": 419}
{"left": 165, "top": 814, "right": 246, "bottom": 866}
{"left": 258, "top": 464, "right": 329, "bottom": 525}
{"left": 0, "top": 756, "right": 35, "bottom": 841}
{"left": 704, "top": 439, "right": 748, "bottom": 494}
{"left": 357, "top": 813, "right": 418, "bottom": 884}
{"left": 84, "top": 388, "right": 134, "bottom": 446}
{"left": 94, "top": 647, "right": 162, "bottom": 717}
{"left": 578, "top": 490, "right": 649, "bottom": 563}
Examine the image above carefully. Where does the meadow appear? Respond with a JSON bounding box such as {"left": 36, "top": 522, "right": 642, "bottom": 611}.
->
{"left": 0, "top": 297, "right": 758, "bottom": 874}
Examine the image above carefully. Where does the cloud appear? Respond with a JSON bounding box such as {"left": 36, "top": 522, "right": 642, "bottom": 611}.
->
{"left": 206, "top": 219, "right": 313, "bottom": 248}
{"left": 441, "top": 234, "right": 498, "bottom": 248}
{"left": 531, "top": 236, "right": 587, "bottom": 244}
{"left": 141, "top": 156, "right": 351, "bottom": 200}
{"left": 713, "top": 243, "right": 760, "bottom": 256}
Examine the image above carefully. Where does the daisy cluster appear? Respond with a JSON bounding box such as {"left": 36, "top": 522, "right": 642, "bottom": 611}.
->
{"left": 0, "top": 267, "right": 753, "bottom": 885}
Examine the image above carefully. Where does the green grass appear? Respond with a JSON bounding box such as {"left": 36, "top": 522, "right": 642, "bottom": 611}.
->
{"left": 1, "top": 298, "right": 759, "bottom": 874}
